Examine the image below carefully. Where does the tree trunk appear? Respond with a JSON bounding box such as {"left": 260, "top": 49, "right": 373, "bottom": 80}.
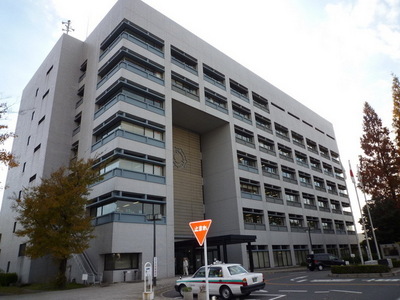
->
{"left": 55, "top": 258, "right": 68, "bottom": 289}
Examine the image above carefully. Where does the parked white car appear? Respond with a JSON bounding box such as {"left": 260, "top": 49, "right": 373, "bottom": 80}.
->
{"left": 175, "top": 263, "right": 265, "bottom": 299}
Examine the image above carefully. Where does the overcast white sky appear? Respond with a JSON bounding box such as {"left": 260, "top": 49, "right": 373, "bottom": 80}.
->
{"left": 1, "top": 0, "right": 400, "bottom": 230}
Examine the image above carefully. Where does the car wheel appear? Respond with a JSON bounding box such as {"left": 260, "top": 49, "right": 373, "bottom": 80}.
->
{"left": 178, "top": 284, "right": 187, "bottom": 297}
{"left": 317, "top": 264, "right": 324, "bottom": 271}
{"left": 220, "top": 285, "right": 233, "bottom": 299}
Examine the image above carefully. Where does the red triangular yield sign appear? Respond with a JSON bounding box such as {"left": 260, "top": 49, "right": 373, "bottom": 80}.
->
{"left": 189, "top": 219, "right": 212, "bottom": 246}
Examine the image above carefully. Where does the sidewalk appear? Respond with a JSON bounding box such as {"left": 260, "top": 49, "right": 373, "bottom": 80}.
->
{"left": 0, "top": 277, "right": 178, "bottom": 300}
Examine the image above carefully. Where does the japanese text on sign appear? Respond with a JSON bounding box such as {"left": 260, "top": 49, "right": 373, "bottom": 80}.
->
{"left": 193, "top": 225, "right": 208, "bottom": 232}
{"left": 189, "top": 219, "right": 212, "bottom": 246}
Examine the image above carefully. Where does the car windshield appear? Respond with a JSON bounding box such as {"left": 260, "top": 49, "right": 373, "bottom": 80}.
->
{"left": 227, "top": 265, "right": 248, "bottom": 275}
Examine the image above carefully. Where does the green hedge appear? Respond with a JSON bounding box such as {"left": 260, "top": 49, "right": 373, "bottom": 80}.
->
{"left": 331, "top": 265, "right": 390, "bottom": 274}
{"left": 0, "top": 273, "right": 18, "bottom": 286}
{"left": 392, "top": 259, "right": 400, "bottom": 268}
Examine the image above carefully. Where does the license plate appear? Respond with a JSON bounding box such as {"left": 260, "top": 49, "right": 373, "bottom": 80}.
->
{"left": 252, "top": 277, "right": 258, "bottom": 283}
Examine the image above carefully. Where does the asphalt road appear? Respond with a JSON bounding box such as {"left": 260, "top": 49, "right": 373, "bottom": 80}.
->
{"left": 161, "top": 269, "right": 400, "bottom": 300}
{"left": 2, "top": 268, "right": 399, "bottom": 299}
{"left": 261, "top": 270, "right": 400, "bottom": 300}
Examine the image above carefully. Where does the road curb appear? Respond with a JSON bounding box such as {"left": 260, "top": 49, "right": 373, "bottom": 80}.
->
{"left": 329, "top": 267, "right": 400, "bottom": 278}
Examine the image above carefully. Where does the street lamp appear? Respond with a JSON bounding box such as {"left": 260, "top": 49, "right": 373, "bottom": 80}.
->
{"left": 146, "top": 205, "right": 162, "bottom": 287}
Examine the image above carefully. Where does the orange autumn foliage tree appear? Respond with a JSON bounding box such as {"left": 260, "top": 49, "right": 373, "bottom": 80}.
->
{"left": 392, "top": 74, "right": 400, "bottom": 151}
{"left": 0, "top": 102, "right": 17, "bottom": 168}
{"left": 357, "top": 75, "right": 400, "bottom": 244}
{"left": 13, "top": 158, "right": 101, "bottom": 288}
{"left": 358, "top": 102, "right": 400, "bottom": 202}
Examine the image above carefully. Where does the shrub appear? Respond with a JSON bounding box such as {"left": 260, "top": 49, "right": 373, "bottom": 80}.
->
{"left": 392, "top": 259, "right": 400, "bottom": 268}
{"left": 0, "top": 273, "right": 18, "bottom": 286}
{"left": 182, "top": 286, "right": 192, "bottom": 292}
{"left": 331, "top": 265, "right": 390, "bottom": 274}
{"left": 342, "top": 255, "right": 361, "bottom": 264}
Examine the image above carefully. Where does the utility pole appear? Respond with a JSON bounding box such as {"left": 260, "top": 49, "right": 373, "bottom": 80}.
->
{"left": 62, "top": 20, "right": 75, "bottom": 35}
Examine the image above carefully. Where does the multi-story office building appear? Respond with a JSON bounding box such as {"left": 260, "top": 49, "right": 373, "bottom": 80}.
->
{"left": 0, "top": 0, "right": 358, "bottom": 283}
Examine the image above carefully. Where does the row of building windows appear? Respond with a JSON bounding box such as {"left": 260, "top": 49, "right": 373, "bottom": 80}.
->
{"left": 241, "top": 179, "right": 350, "bottom": 212}
{"left": 104, "top": 253, "right": 139, "bottom": 271}
{"left": 92, "top": 200, "right": 165, "bottom": 218}
{"left": 250, "top": 244, "right": 356, "bottom": 268}
{"left": 91, "top": 55, "right": 337, "bottom": 173}
{"left": 240, "top": 162, "right": 348, "bottom": 196}
{"left": 238, "top": 150, "right": 345, "bottom": 188}
{"left": 7, "top": 248, "right": 141, "bottom": 272}
{"left": 243, "top": 207, "right": 355, "bottom": 233}
{"left": 75, "top": 24, "right": 340, "bottom": 176}
{"left": 92, "top": 111, "right": 165, "bottom": 152}
{"left": 235, "top": 125, "right": 340, "bottom": 166}
{"left": 95, "top": 18, "right": 336, "bottom": 143}
{"left": 87, "top": 191, "right": 166, "bottom": 227}
{"left": 94, "top": 78, "right": 166, "bottom": 119}
{"left": 97, "top": 148, "right": 165, "bottom": 177}
{"left": 96, "top": 43, "right": 335, "bottom": 150}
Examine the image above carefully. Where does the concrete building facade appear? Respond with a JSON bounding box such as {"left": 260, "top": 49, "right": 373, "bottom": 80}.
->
{"left": 0, "top": 0, "right": 358, "bottom": 284}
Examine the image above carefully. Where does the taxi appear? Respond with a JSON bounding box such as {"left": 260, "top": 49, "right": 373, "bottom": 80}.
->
{"left": 175, "top": 263, "right": 265, "bottom": 299}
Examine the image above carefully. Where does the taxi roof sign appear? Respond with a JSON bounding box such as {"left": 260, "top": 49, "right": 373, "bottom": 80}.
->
{"left": 189, "top": 219, "right": 212, "bottom": 246}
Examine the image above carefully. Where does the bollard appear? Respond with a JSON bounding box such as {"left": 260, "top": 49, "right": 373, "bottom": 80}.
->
{"left": 143, "top": 291, "right": 154, "bottom": 300}
{"left": 143, "top": 262, "right": 153, "bottom": 300}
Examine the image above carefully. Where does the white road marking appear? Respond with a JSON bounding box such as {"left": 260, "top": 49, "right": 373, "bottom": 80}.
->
{"left": 278, "top": 289, "right": 307, "bottom": 292}
{"left": 290, "top": 275, "right": 308, "bottom": 281}
{"left": 311, "top": 279, "right": 355, "bottom": 282}
{"left": 268, "top": 295, "right": 286, "bottom": 300}
{"left": 330, "top": 289, "right": 362, "bottom": 294}
{"left": 251, "top": 289, "right": 269, "bottom": 293}
{"left": 363, "top": 278, "right": 400, "bottom": 282}
{"left": 247, "top": 293, "right": 286, "bottom": 300}
{"left": 313, "top": 289, "right": 363, "bottom": 295}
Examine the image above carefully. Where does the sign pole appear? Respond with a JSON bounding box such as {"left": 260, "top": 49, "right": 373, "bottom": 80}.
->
{"left": 189, "top": 219, "right": 212, "bottom": 300}
{"left": 204, "top": 237, "right": 209, "bottom": 300}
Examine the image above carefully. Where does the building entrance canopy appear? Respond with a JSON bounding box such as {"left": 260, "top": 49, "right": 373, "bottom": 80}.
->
{"left": 175, "top": 234, "right": 257, "bottom": 271}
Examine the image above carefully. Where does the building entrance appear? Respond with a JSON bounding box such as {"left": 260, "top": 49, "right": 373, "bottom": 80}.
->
{"left": 174, "top": 234, "right": 257, "bottom": 275}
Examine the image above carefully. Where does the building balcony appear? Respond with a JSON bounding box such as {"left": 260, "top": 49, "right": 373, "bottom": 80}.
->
{"left": 93, "top": 212, "right": 166, "bottom": 226}
{"left": 244, "top": 223, "right": 266, "bottom": 231}
{"left": 269, "top": 225, "right": 288, "bottom": 232}
{"left": 241, "top": 191, "right": 262, "bottom": 201}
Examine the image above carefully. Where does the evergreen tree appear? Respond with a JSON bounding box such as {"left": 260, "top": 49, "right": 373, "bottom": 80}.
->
{"left": 362, "top": 198, "right": 400, "bottom": 244}
{"left": 12, "top": 158, "right": 101, "bottom": 288}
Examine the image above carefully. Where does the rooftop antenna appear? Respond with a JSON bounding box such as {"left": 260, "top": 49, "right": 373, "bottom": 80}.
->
{"left": 62, "top": 20, "right": 75, "bottom": 35}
